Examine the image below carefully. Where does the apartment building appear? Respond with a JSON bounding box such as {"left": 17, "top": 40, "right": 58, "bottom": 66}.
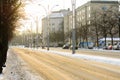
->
{"left": 64, "top": 0, "right": 119, "bottom": 44}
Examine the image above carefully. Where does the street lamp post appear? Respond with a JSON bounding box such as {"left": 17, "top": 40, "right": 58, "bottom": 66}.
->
{"left": 29, "top": 15, "right": 39, "bottom": 48}
{"left": 36, "top": 16, "right": 39, "bottom": 49}
{"left": 47, "top": 5, "right": 50, "bottom": 51}
{"left": 38, "top": 4, "right": 49, "bottom": 50}
{"left": 118, "top": 0, "right": 120, "bottom": 43}
{"left": 71, "top": 0, "right": 76, "bottom": 54}
{"left": 118, "top": 16, "right": 120, "bottom": 42}
{"left": 39, "top": 4, "right": 58, "bottom": 51}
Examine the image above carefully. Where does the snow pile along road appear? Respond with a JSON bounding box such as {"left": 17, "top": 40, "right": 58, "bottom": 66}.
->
{"left": 39, "top": 49, "right": 120, "bottom": 66}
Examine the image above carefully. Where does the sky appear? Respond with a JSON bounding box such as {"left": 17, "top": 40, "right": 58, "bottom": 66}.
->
{"left": 25, "top": 0, "right": 90, "bottom": 17}
{"left": 21, "top": 0, "right": 119, "bottom": 33}
{"left": 21, "top": 0, "right": 90, "bottom": 33}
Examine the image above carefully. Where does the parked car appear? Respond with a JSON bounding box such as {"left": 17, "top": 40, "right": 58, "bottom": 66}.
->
{"left": 113, "top": 42, "right": 120, "bottom": 50}
{"left": 69, "top": 45, "right": 78, "bottom": 50}
{"left": 78, "top": 42, "right": 94, "bottom": 49}
{"left": 103, "top": 45, "right": 112, "bottom": 50}
{"left": 103, "top": 46, "right": 108, "bottom": 50}
{"left": 107, "top": 45, "right": 112, "bottom": 50}
{"left": 88, "top": 42, "right": 94, "bottom": 49}
{"left": 62, "top": 44, "right": 70, "bottom": 49}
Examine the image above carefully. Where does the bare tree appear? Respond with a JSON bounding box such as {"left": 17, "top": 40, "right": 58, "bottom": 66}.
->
{"left": 90, "top": 5, "right": 119, "bottom": 47}
{"left": 90, "top": 10, "right": 101, "bottom": 47}
{"left": 0, "top": 0, "right": 24, "bottom": 73}
{"left": 106, "top": 6, "right": 119, "bottom": 45}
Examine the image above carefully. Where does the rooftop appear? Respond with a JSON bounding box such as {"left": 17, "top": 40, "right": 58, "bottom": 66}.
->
{"left": 49, "top": 12, "right": 64, "bottom": 18}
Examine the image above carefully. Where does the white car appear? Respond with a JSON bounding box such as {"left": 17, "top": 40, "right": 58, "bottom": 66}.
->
{"left": 113, "top": 42, "right": 120, "bottom": 50}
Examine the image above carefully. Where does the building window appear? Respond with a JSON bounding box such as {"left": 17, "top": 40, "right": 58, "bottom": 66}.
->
{"left": 102, "top": 6, "right": 107, "bottom": 10}
{"left": 88, "top": 6, "right": 90, "bottom": 11}
{"left": 52, "top": 23, "right": 55, "bottom": 26}
{"left": 79, "top": 11, "right": 81, "bottom": 15}
{"left": 80, "top": 17, "right": 81, "bottom": 21}
{"left": 88, "top": 14, "right": 91, "bottom": 18}
{"left": 88, "top": 21, "right": 90, "bottom": 24}
{"left": 77, "top": 18, "right": 79, "bottom": 22}
{"left": 77, "top": 12, "right": 79, "bottom": 16}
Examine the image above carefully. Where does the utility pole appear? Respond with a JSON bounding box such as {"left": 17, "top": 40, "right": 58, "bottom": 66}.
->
{"left": 47, "top": 5, "right": 50, "bottom": 51}
{"left": 36, "top": 16, "right": 39, "bottom": 49}
{"left": 39, "top": 4, "right": 58, "bottom": 51}
{"left": 30, "top": 22, "right": 32, "bottom": 48}
{"left": 119, "top": 16, "right": 120, "bottom": 42}
{"left": 71, "top": 0, "right": 76, "bottom": 54}
{"left": 118, "top": 0, "right": 120, "bottom": 43}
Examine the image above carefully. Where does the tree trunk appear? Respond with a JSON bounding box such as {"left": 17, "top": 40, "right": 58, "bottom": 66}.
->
{"left": 110, "top": 33, "right": 114, "bottom": 46}
{"left": 104, "top": 34, "right": 107, "bottom": 46}
{"left": 96, "top": 33, "right": 99, "bottom": 47}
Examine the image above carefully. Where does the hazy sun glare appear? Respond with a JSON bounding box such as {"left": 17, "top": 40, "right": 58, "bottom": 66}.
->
{"left": 17, "top": 2, "right": 44, "bottom": 35}
{"left": 24, "top": 4, "right": 42, "bottom": 16}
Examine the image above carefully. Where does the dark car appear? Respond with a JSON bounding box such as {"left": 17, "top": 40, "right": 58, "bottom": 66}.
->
{"left": 69, "top": 45, "right": 78, "bottom": 50}
{"left": 62, "top": 44, "right": 70, "bottom": 49}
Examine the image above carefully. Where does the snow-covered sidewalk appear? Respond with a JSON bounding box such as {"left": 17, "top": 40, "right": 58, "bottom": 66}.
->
{"left": 0, "top": 49, "right": 43, "bottom": 80}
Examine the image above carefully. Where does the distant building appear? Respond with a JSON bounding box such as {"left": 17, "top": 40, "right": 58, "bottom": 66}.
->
{"left": 42, "top": 9, "right": 70, "bottom": 46}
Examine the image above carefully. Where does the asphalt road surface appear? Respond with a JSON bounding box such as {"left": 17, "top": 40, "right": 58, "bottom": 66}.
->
{"left": 11, "top": 47, "right": 120, "bottom": 80}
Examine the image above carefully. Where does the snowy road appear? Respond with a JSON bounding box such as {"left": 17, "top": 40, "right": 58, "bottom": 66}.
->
{"left": 9, "top": 47, "right": 120, "bottom": 80}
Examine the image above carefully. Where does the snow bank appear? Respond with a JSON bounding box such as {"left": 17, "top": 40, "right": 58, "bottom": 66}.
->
{"left": 39, "top": 49, "right": 120, "bottom": 66}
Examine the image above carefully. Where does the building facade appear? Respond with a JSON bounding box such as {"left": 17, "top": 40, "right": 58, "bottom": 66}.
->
{"left": 42, "top": 9, "right": 70, "bottom": 46}
{"left": 64, "top": 0, "right": 119, "bottom": 45}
